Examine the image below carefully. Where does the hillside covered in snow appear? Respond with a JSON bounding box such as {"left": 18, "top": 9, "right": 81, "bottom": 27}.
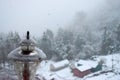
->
{"left": 36, "top": 53, "right": 120, "bottom": 80}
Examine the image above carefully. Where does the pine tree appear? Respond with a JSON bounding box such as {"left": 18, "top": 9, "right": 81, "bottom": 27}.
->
{"left": 101, "top": 27, "right": 114, "bottom": 55}
{"left": 39, "top": 32, "right": 52, "bottom": 59}
{"left": 74, "top": 35, "right": 85, "bottom": 54}
{"left": 115, "top": 24, "right": 120, "bottom": 51}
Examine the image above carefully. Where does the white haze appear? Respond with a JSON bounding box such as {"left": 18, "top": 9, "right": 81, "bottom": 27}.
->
{"left": 0, "top": 0, "right": 105, "bottom": 37}
{"left": 67, "top": 0, "right": 120, "bottom": 40}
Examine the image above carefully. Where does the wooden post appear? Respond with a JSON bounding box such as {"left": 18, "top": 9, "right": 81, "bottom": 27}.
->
{"left": 23, "top": 63, "right": 29, "bottom": 80}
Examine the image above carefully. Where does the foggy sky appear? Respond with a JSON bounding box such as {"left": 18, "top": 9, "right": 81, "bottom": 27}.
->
{"left": 0, "top": 0, "right": 104, "bottom": 37}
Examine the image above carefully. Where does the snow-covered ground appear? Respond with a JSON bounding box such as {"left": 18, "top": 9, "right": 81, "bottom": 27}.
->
{"left": 0, "top": 53, "right": 120, "bottom": 80}
{"left": 36, "top": 53, "right": 120, "bottom": 80}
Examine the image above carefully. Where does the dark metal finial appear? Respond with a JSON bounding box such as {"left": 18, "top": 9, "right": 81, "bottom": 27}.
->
{"left": 26, "top": 31, "right": 30, "bottom": 40}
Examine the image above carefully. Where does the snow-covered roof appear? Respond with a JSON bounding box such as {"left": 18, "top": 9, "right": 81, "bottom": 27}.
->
{"left": 51, "top": 59, "right": 69, "bottom": 69}
{"left": 75, "top": 60, "right": 98, "bottom": 71}
{"left": 8, "top": 47, "right": 46, "bottom": 62}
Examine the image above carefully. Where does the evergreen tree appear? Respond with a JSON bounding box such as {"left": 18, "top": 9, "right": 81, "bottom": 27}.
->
{"left": 46, "top": 29, "right": 54, "bottom": 40}
{"left": 39, "top": 32, "right": 52, "bottom": 59}
{"left": 74, "top": 35, "right": 85, "bottom": 54}
{"left": 101, "top": 27, "right": 114, "bottom": 55}
{"left": 115, "top": 24, "right": 120, "bottom": 51}
{"left": 0, "top": 32, "right": 20, "bottom": 67}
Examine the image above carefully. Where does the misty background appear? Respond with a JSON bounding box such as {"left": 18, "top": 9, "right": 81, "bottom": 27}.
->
{"left": 0, "top": 0, "right": 105, "bottom": 36}
{"left": 0, "top": 0, "right": 120, "bottom": 61}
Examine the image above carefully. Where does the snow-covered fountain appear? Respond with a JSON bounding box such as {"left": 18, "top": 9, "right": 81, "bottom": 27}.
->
{"left": 7, "top": 31, "right": 46, "bottom": 80}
